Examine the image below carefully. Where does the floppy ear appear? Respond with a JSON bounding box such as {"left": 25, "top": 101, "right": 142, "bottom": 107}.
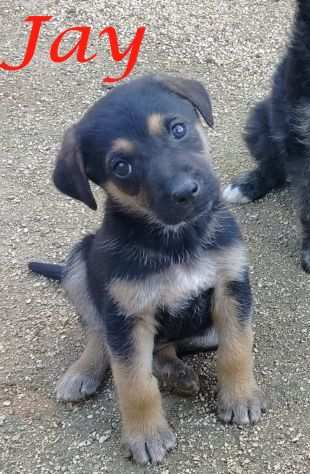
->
{"left": 53, "top": 125, "right": 97, "bottom": 210}
{"left": 155, "top": 74, "right": 214, "bottom": 128}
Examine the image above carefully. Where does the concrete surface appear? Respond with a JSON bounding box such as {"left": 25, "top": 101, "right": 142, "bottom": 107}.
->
{"left": 1, "top": 0, "right": 310, "bottom": 472}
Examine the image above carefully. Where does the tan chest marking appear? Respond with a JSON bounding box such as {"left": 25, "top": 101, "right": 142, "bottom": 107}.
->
{"left": 108, "top": 243, "right": 247, "bottom": 317}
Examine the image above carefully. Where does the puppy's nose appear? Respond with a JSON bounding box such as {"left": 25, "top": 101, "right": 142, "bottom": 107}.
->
{"left": 172, "top": 179, "right": 200, "bottom": 205}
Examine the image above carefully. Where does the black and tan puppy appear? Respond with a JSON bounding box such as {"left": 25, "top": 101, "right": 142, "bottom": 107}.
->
{"left": 223, "top": 0, "right": 310, "bottom": 273}
{"left": 29, "top": 75, "right": 264, "bottom": 464}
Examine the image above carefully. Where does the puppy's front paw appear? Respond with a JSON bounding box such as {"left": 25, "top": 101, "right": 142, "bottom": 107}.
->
{"left": 56, "top": 366, "right": 103, "bottom": 402}
{"left": 223, "top": 170, "right": 271, "bottom": 204}
{"left": 123, "top": 426, "right": 176, "bottom": 465}
{"left": 217, "top": 387, "right": 265, "bottom": 425}
{"left": 301, "top": 247, "right": 310, "bottom": 273}
{"left": 222, "top": 183, "right": 251, "bottom": 204}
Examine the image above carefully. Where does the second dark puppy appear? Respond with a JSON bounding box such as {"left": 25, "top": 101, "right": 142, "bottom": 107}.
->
{"left": 223, "top": 0, "right": 310, "bottom": 272}
{"left": 30, "top": 74, "right": 264, "bottom": 464}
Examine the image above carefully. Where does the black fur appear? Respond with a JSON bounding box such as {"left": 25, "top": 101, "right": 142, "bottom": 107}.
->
{"left": 156, "top": 289, "right": 214, "bottom": 343}
{"left": 227, "top": 270, "right": 252, "bottom": 323}
{"left": 103, "top": 297, "right": 136, "bottom": 358}
{"left": 28, "top": 262, "right": 64, "bottom": 280}
{"left": 225, "top": 0, "right": 310, "bottom": 271}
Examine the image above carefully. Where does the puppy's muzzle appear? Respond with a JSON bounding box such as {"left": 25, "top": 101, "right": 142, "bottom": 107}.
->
{"left": 171, "top": 177, "right": 200, "bottom": 206}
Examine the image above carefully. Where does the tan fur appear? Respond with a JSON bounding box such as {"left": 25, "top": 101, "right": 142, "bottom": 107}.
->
{"left": 147, "top": 113, "right": 163, "bottom": 136}
{"left": 109, "top": 256, "right": 216, "bottom": 316}
{"left": 105, "top": 182, "right": 177, "bottom": 227}
{"left": 111, "top": 319, "right": 167, "bottom": 437}
{"left": 213, "top": 283, "right": 257, "bottom": 400}
{"left": 105, "top": 181, "right": 148, "bottom": 215}
{"left": 56, "top": 329, "right": 110, "bottom": 401}
{"left": 109, "top": 242, "right": 247, "bottom": 317}
{"left": 111, "top": 138, "right": 135, "bottom": 154}
{"left": 63, "top": 246, "right": 104, "bottom": 329}
{"left": 71, "top": 330, "right": 110, "bottom": 375}
{"left": 215, "top": 243, "right": 248, "bottom": 283}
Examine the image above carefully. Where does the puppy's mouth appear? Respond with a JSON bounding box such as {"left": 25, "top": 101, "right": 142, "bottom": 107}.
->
{"left": 151, "top": 199, "right": 214, "bottom": 227}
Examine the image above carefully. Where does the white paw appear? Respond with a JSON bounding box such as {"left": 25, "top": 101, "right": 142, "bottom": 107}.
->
{"left": 222, "top": 184, "right": 250, "bottom": 204}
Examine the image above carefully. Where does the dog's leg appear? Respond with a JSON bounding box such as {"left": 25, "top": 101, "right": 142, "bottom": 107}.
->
{"left": 223, "top": 99, "right": 286, "bottom": 204}
{"left": 293, "top": 167, "right": 310, "bottom": 272}
{"left": 56, "top": 244, "right": 110, "bottom": 401}
{"left": 285, "top": 103, "right": 310, "bottom": 272}
{"left": 300, "top": 197, "right": 310, "bottom": 273}
{"left": 213, "top": 271, "right": 265, "bottom": 424}
{"left": 109, "top": 317, "right": 176, "bottom": 465}
{"left": 56, "top": 329, "right": 109, "bottom": 401}
{"left": 153, "top": 343, "right": 200, "bottom": 396}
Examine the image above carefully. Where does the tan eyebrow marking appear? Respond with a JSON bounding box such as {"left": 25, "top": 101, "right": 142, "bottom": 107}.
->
{"left": 111, "top": 138, "right": 135, "bottom": 153}
{"left": 147, "top": 113, "right": 163, "bottom": 136}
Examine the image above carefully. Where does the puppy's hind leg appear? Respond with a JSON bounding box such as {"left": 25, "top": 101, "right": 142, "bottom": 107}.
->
{"left": 223, "top": 99, "right": 286, "bottom": 204}
{"left": 56, "top": 329, "right": 110, "bottom": 402}
{"left": 285, "top": 102, "right": 310, "bottom": 272}
{"left": 153, "top": 343, "right": 200, "bottom": 396}
{"left": 154, "top": 327, "right": 220, "bottom": 396}
{"left": 289, "top": 160, "right": 310, "bottom": 272}
{"left": 57, "top": 241, "right": 109, "bottom": 401}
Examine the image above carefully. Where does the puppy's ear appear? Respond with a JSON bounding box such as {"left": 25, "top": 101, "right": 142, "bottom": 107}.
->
{"left": 155, "top": 74, "right": 214, "bottom": 128}
{"left": 53, "top": 126, "right": 97, "bottom": 210}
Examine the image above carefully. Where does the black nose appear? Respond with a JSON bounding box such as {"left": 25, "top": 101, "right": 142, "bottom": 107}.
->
{"left": 172, "top": 179, "right": 200, "bottom": 205}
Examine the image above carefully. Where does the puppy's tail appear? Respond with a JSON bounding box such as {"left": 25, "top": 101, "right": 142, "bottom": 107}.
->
{"left": 28, "top": 261, "right": 64, "bottom": 281}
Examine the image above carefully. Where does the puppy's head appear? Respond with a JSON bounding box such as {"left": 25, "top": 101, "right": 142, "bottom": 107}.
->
{"left": 53, "top": 74, "right": 220, "bottom": 225}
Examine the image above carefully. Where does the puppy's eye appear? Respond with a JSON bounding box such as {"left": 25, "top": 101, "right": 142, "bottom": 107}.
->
{"left": 171, "top": 122, "right": 186, "bottom": 139}
{"left": 112, "top": 159, "right": 132, "bottom": 178}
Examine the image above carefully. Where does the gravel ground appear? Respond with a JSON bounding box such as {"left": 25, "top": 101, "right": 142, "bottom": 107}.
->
{"left": 1, "top": 0, "right": 310, "bottom": 473}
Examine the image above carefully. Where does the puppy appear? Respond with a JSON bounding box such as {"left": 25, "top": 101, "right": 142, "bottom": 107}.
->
{"left": 223, "top": 0, "right": 310, "bottom": 272}
{"left": 29, "top": 74, "right": 264, "bottom": 465}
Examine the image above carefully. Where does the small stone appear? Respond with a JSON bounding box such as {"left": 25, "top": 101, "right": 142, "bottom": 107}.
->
{"left": 0, "top": 415, "right": 6, "bottom": 425}
{"left": 98, "top": 431, "right": 111, "bottom": 444}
